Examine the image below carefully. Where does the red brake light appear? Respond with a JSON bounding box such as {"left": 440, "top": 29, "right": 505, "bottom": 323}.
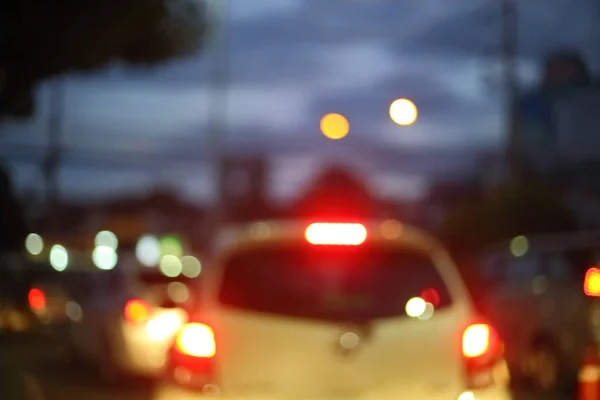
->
{"left": 584, "top": 267, "right": 600, "bottom": 297}
{"left": 124, "top": 299, "right": 151, "bottom": 324}
{"left": 175, "top": 323, "right": 216, "bottom": 358}
{"left": 305, "top": 222, "right": 367, "bottom": 245}
{"left": 462, "top": 322, "right": 505, "bottom": 389}
{"left": 28, "top": 288, "right": 46, "bottom": 311}
{"left": 463, "top": 324, "right": 492, "bottom": 358}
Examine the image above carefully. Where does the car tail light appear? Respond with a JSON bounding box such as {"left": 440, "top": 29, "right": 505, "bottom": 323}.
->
{"left": 462, "top": 322, "right": 505, "bottom": 389}
{"left": 175, "top": 322, "right": 216, "bottom": 358}
{"left": 169, "top": 322, "right": 216, "bottom": 387}
{"left": 124, "top": 299, "right": 152, "bottom": 324}
{"left": 146, "top": 311, "right": 187, "bottom": 340}
{"left": 584, "top": 267, "right": 600, "bottom": 297}
{"left": 463, "top": 324, "right": 494, "bottom": 358}
{"left": 305, "top": 222, "right": 367, "bottom": 245}
{"left": 28, "top": 288, "right": 46, "bottom": 312}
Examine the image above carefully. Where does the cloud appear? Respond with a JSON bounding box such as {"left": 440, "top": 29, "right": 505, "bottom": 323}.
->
{"left": 306, "top": 52, "right": 509, "bottom": 146}
{"left": 82, "top": 0, "right": 482, "bottom": 85}
{"left": 309, "top": 42, "right": 401, "bottom": 91}
{"left": 3, "top": 41, "right": 407, "bottom": 152}
{"left": 3, "top": 0, "right": 594, "bottom": 201}
{"left": 3, "top": 162, "right": 42, "bottom": 195}
{"left": 47, "top": 165, "right": 213, "bottom": 202}
{"left": 228, "top": 0, "right": 302, "bottom": 22}
{"left": 269, "top": 155, "right": 324, "bottom": 201}
{"left": 33, "top": 0, "right": 574, "bottom": 151}
{"left": 375, "top": 173, "right": 428, "bottom": 200}
{"left": 400, "top": 0, "right": 600, "bottom": 69}
{"left": 64, "top": 82, "right": 315, "bottom": 142}
{"left": 2, "top": 80, "right": 315, "bottom": 148}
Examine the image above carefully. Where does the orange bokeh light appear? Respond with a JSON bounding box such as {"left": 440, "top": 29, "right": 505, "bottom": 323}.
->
{"left": 320, "top": 113, "right": 350, "bottom": 140}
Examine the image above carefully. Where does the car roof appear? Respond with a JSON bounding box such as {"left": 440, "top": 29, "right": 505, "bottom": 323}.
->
{"left": 214, "top": 219, "right": 445, "bottom": 257}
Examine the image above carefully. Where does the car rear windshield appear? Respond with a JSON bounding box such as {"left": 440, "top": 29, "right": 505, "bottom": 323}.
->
{"left": 218, "top": 242, "right": 452, "bottom": 321}
{"left": 138, "top": 272, "right": 197, "bottom": 285}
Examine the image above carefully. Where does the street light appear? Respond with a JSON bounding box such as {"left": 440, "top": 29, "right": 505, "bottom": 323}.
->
{"left": 389, "top": 98, "right": 418, "bottom": 126}
{"left": 320, "top": 113, "right": 350, "bottom": 140}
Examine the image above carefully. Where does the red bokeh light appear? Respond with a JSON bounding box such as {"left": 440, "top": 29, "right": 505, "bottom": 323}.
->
{"left": 28, "top": 288, "right": 46, "bottom": 311}
{"left": 420, "top": 288, "right": 440, "bottom": 307}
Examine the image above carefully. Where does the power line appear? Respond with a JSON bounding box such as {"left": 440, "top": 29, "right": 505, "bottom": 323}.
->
{"left": 500, "top": 0, "right": 519, "bottom": 180}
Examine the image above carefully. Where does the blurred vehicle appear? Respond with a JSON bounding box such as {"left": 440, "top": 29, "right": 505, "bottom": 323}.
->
{"left": 0, "top": 259, "right": 69, "bottom": 336}
{"left": 155, "top": 220, "right": 511, "bottom": 400}
{"left": 62, "top": 259, "right": 200, "bottom": 383}
{"left": 26, "top": 283, "right": 70, "bottom": 330}
{"left": 478, "top": 231, "right": 600, "bottom": 394}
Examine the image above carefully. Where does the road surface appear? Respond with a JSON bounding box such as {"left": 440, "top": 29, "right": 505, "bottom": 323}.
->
{"left": 0, "top": 334, "right": 569, "bottom": 400}
{"left": 0, "top": 334, "right": 152, "bottom": 400}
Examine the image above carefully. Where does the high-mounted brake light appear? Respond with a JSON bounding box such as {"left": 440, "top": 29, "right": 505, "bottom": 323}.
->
{"left": 124, "top": 299, "right": 152, "bottom": 324}
{"left": 584, "top": 267, "right": 600, "bottom": 297}
{"left": 175, "top": 323, "right": 216, "bottom": 358}
{"left": 28, "top": 288, "right": 46, "bottom": 312}
{"left": 305, "top": 222, "right": 367, "bottom": 245}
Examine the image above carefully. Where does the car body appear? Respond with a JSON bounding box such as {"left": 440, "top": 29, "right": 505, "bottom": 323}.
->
{"left": 478, "top": 231, "right": 600, "bottom": 392}
{"left": 0, "top": 262, "right": 70, "bottom": 336}
{"left": 62, "top": 257, "right": 199, "bottom": 381}
{"left": 155, "top": 220, "right": 512, "bottom": 400}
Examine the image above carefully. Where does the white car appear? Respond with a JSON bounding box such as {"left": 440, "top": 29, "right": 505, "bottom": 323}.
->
{"left": 154, "top": 220, "right": 512, "bottom": 400}
{"left": 63, "top": 266, "right": 197, "bottom": 382}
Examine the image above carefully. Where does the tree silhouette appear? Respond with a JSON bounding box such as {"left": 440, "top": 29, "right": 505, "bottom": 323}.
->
{"left": 439, "top": 181, "right": 577, "bottom": 256}
{"left": 292, "top": 166, "right": 375, "bottom": 220}
{"left": 1, "top": 0, "right": 209, "bottom": 117}
{"left": 0, "top": 162, "right": 27, "bottom": 252}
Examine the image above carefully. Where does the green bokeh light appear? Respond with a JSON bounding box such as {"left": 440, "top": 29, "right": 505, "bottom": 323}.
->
{"left": 159, "top": 235, "right": 183, "bottom": 258}
{"left": 510, "top": 235, "right": 529, "bottom": 257}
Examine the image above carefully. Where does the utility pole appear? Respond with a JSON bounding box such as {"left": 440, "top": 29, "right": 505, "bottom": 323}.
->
{"left": 43, "top": 78, "right": 64, "bottom": 229}
{"left": 501, "top": 0, "right": 520, "bottom": 181}
{"left": 205, "top": 0, "right": 230, "bottom": 248}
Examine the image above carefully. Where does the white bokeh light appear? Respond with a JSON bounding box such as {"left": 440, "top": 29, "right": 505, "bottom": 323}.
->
{"left": 160, "top": 255, "right": 182, "bottom": 277}
{"left": 136, "top": 235, "right": 161, "bottom": 267}
{"left": 95, "top": 230, "right": 119, "bottom": 251}
{"left": 181, "top": 255, "right": 202, "bottom": 278}
{"left": 168, "top": 282, "right": 190, "bottom": 303}
{"left": 49, "top": 245, "right": 69, "bottom": 272}
{"left": 418, "top": 302, "right": 435, "bottom": 320}
{"left": 92, "top": 245, "right": 118, "bottom": 270}
{"left": 25, "top": 233, "right": 44, "bottom": 255}
{"left": 389, "top": 98, "right": 418, "bottom": 126}
{"left": 405, "top": 297, "right": 426, "bottom": 318}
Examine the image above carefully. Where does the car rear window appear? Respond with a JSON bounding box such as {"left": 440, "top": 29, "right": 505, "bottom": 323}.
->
{"left": 138, "top": 272, "right": 197, "bottom": 285}
{"left": 218, "top": 242, "right": 451, "bottom": 321}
